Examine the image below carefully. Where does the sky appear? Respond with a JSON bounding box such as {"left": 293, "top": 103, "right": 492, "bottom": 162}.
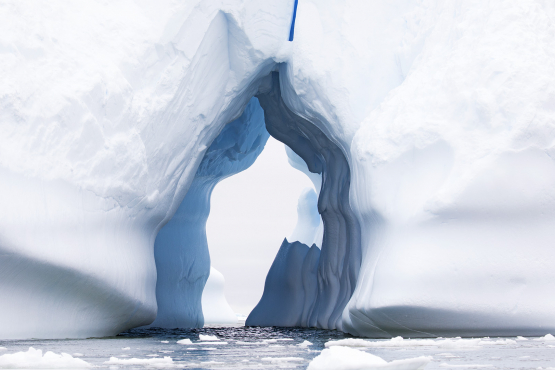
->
{"left": 206, "top": 136, "right": 315, "bottom": 315}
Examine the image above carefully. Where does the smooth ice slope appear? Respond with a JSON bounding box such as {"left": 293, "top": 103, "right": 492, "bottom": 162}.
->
{"left": 151, "top": 96, "right": 268, "bottom": 328}
{"left": 201, "top": 267, "right": 237, "bottom": 325}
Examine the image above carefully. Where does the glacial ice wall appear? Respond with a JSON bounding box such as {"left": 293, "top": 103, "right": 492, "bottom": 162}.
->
{"left": 151, "top": 97, "right": 268, "bottom": 328}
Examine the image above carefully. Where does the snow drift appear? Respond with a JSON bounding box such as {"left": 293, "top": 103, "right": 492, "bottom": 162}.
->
{"left": 1, "top": 0, "right": 555, "bottom": 339}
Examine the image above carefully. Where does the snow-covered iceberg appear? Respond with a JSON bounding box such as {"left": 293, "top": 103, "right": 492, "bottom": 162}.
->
{"left": 2, "top": 0, "right": 555, "bottom": 339}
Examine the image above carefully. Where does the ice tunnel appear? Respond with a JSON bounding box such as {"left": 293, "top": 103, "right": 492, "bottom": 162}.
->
{"left": 152, "top": 69, "right": 361, "bottom": 331}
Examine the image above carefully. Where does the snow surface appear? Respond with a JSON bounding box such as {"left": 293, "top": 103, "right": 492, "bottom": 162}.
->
{"left": 307, "top": 346, "right": 431, "bottom": 370}
{"left": 2, "top": 0, "right": 555, "bottom": 339}
{"left": 0, "top": 348, "right": 91, "bottom": 369}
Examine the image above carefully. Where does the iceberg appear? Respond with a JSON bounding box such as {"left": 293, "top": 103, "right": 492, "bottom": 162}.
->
{"left": 200, "top": 267, "right": 238, "bottom": 325}
{"left": 1, "top": 0, "right": 555, "bottom": 339}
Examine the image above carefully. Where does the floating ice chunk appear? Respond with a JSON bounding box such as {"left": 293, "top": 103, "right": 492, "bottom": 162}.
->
{"left": 0, "top": 347, "right": 91, "bottom": 369}
{"left": 161, "top": 341, "right": 169, "bottom": 344}
{"left": 277, "top": 338, "right": 294, "bottom": 341}
{"left": 307, "top": 346, "right": 431, "bottom": 370}
{"left": 534, "top": 334, "right": 555, "bottom": 341}
{"left": 199, "top": 334, "right": 219, "bottom": 341}
{"left": 122, "top": 347, "right": 131, "bottom": 350}
{"left": 0, "top": 348, "right": 6, "bottom": 352}
{"left": 262, "top": 357, "right": 304, "bottom": 363}
{"left": 190, "top": 342, "right": 228, "bottom": 346}
{"left": 72, "top": 353, "right": 83, "bottom": 357}
{"left": 105, "top": 356, "right": 174, "bottom": 368}
{"left": 516, "top": 336, "right": 528, "bottom": 340}
{"left": 146, "top": 354, "right": 159, "bottom": 357}
{"left": 326, "top": 337, "right": 515, "bottom": 349}
{"left": 176, "top": 339, "right": 192, "bottom": 345}
{"left": 480, "top": 339, "right": 517, "bottom": 345}
{"left": 201, "top": 361, "right": 224, "bottom": 365}
{"left": 263, "top": 339, "right": 278, "bottom": 344}
{"left": 440, "top": 364, "right": 493, "bottom": 368}
{"left": 268, "top": 345, "right": 285, "bottom": 348}
{"left": 235, "top": 341, "right": 265, "bottom": 345}
{"left": 298, "top": 340, "right": 313, "bottom": 348}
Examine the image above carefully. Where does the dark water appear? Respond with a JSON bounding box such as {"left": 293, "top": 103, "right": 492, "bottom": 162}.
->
{"left": 1, "top": 327, "right": 554, "bottom": 369}
{"left": 0, "top": 326, "right": 349, "bottom": 369}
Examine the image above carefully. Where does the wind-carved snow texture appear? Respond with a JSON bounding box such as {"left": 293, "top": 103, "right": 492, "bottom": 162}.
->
{"left": 247, "top": 72, "right": 362, "bottom": 330}
{"left": 151, "top": 97, "right": 268, "bottom": 328}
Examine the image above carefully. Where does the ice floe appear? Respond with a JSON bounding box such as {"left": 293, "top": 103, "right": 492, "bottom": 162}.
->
{"left": 0, "top": 347, "right": 91, "bottom": 369}
{"left": 307, "top": 346, "right": 431, "bottom": 370}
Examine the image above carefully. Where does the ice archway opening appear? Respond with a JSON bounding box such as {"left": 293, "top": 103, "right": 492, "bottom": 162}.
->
{"left": 205, "top": 136, "right": 319, "bottom": 319}
{"left": 150, "top": 70, "right": 362, "bottom": 331}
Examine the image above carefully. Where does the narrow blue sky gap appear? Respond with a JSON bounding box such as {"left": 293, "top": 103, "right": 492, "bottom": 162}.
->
{"left": 288, "top": 0, "right": 299, "bottom": 41}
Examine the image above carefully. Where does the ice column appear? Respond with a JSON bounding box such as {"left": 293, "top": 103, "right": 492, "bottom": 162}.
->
{"left": 151, "top": 97, "right": 269, "bottom": 328}
{"left": 247, "top": 72, "right": 361, "bottom": 330}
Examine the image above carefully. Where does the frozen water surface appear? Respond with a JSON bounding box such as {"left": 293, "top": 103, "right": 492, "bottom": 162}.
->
{"left": 1, "top": 328, "right": 555, "bottom": 369}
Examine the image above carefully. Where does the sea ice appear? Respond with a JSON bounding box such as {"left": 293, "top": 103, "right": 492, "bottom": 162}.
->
{"left": 534, "top": 334, "right": 555, "bottom": 341}
{"left": 325, "top": 337, "right": 516, "bottom": 349}
{"left": 0, "top": 347, "right": 91, "bottom": 369}
{"left": 198, "top": 334, "right": 220, "bottom": 341}
{"left": 176, "top": 339, "right": 192, "bottom": 345}
{"left": 261, "top": 357, "right": 304, "bottom": 363}
{"left": 104, "top": 356, "right": 174, "bottom": 368}
{"left": 307, "top": 346, "right": 431, "bottom": 370}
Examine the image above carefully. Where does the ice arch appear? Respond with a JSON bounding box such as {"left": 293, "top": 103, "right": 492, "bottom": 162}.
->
{"left": 152, "top": 70, "right": 361, "bottom": 331}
